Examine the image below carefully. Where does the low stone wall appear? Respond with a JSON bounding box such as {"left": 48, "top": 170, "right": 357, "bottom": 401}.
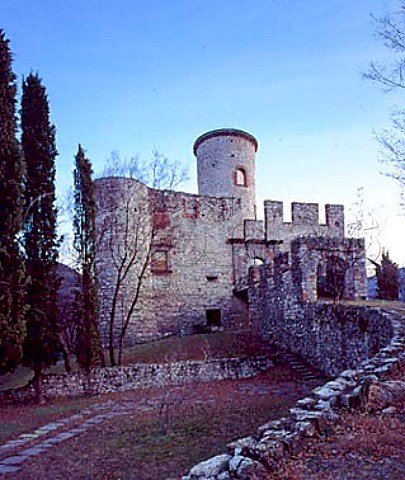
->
{"left": 0, "top": 356, "right": 273, "bottom": 406}
{"left": 182, "top": 308, "right": 405, "bottom": 480}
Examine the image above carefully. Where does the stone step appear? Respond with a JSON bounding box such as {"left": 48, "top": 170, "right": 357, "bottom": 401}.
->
{"left": 280, "top": 352, "right": 325, "bottom": 382}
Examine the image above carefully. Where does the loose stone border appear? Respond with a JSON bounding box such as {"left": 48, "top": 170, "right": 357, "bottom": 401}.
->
{"left": 182, "top": 308, "right": 405, "bottom": 480}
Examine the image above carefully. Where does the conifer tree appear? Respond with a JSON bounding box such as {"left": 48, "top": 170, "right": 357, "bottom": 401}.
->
{"left": 73, "top": 145, "right": 104, "bottom": 371}
{"left": 0, "top": 30, "right": 27, "bottom": 374}
{"left": 375, "top": 250, "right": 399, "bottom": 301}
{"left": 21, "top": 73, "right": 62, "bottom": 398}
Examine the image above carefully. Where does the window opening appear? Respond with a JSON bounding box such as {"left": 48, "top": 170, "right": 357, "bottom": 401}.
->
{"left": 151, "top": 250, "right": 169, "bottom": 273}
{"left": 252, "top": 257, "right": 264, "bottom": 266}
{"left": 206, "top": 309, "right": 222, "bottom": 327}
{"left": 235, "top": 168, "right": 247, "bottom": 186}
{"left": 206, "top": 275, "right": 218, "bottom": 282}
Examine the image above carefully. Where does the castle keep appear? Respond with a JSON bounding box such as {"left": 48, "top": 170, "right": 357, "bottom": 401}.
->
{"left": 94, "top": 129, "right": 367, "bottom": 345}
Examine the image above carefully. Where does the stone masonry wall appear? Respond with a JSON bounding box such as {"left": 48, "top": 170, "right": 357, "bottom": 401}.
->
{"left": 95, "top": 176, "right": 255, "bottom": 346}
{"left": 182, "top": 250, "right": 402, "bottom": 480}
{"left": 0, "top": 356, "right": 273, "bottom": 406}
{"left": 249, "top": 246, "right": 384, "bottom": 376}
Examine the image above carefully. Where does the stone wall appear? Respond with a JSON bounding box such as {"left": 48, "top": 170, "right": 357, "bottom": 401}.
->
{"left": 95, "top": 177, "right": 255, "bottom": 346}
{"left": 249, "top": 248, "right": 385, "bottom": 376}
{"left": 0, "top": 356, "right": 273, "bottom": 406}
{"left": 181, "top": 241, "right": 399, "bottom": 479}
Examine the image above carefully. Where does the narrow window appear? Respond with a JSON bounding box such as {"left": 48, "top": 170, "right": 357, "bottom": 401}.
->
{"left": 151, "top": 250, "right": 169, "bottom": 273}
{"left": 206, "top": 275, "right": 218, "bottom": 282}
{"left": 235, "top": 168, "right": 247, "bottom": 186}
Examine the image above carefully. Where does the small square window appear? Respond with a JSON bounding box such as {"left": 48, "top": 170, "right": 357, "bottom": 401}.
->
{"left": 151, "top": 250, "right": 168, "bottom": 273}
{"left": 206, "top": 309, "right": 222, "bottom": 327}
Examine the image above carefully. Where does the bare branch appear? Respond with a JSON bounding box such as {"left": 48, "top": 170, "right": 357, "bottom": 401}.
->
{"left": 97, "top": 149, "right": 189, "bottom": 190}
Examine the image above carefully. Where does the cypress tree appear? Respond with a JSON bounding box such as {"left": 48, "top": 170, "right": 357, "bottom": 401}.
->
{"left": 375, "top": 250, "right": 399, "bottom": 301}
{"left": 21, "top": 73, "right": 62, "bottom": 398}
{"left": 0, "top": 30, "right": 27, "bottom": 374}
{"left": 73, "top": 145, "right": 104, "bottom": 371}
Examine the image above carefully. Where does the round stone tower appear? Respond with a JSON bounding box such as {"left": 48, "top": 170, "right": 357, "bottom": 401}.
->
{"left": 193, "top": 128, "right": 258, "bottom": 219}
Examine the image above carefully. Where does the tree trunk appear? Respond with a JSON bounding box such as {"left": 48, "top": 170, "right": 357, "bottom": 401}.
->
{"left": 33, "top": 366, "right": 44, "bottom": 405}
{"left": 60, "top": 342, "right": 72, "bottom": 374}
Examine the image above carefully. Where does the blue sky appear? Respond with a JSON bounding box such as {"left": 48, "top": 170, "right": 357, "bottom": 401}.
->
{"left": 1, "top": 0, "right": 404, "bottom": 266}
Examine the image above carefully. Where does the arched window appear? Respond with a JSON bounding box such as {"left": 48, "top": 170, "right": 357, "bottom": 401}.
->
{"left": 235, "top": 168, "right": 247, "bottom": 186}
{"left": 252, "top": 257, "right": 264, "bottom": 266}
{"left": 248, "top": 257, "right": 264, "bottom": 269}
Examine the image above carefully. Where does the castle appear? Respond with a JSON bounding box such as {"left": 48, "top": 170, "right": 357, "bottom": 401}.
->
{"left": 94, "top": 128, "right": 367, "bottom": 346}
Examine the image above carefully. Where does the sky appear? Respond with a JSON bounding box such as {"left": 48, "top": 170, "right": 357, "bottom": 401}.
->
{"left": 1, "top": 0, "right": 405, "bottom": 267}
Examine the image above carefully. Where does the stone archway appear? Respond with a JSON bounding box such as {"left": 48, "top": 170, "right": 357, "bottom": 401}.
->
{"left": 317, "top": 254, "right": 347, "bottom": 299}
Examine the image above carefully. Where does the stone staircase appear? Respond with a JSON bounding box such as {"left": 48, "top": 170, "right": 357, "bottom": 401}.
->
{"left": 278, "top": 351, "right": 326, "bottom": 382}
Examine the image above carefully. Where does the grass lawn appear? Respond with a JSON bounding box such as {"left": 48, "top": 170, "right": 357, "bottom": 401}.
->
{"left": 0, "top": 396, "right": 97, "bottom": 444}
{"left": 0, "top": 367, "right": 312, "bottom": 480}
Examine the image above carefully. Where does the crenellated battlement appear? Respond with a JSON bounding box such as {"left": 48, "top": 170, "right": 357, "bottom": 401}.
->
{"left": 264, "top": 200, "right": 344, "bottom": 245}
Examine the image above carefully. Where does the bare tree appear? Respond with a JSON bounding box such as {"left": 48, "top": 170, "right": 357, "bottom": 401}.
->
{"left": 365, "top": 2, "right": 405, "bottom": 206}
{"left": 100, "top": 149, "right": 188, "bottom": 189}
{"left": 96, "top": 152, "right": 188, "bottom": 366}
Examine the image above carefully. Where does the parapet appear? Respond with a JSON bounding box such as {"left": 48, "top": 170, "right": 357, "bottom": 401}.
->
{"left": 264, "top": 200, "right": 345, "bottom": 243}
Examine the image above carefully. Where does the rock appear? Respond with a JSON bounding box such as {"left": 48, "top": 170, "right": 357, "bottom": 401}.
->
{"left": 296, "top": 397, "right": 317, "bottom": 410}
{"left": 339, "top": 369, "right": 357, "bottom": 380}
{"left": 382, "top": 406, "right": 398, "bottom": 415}
{"left": 256, "top": 418, "right": 292, "bottom": 437}
{"left": 373, "top": 365, "right": 392, "bottom": 374}
{"left": 289, "top": 408, "right": 337, "bottom": 432}
{"left": 359, "top": 380, "right": 405, "bottom": 412}
{"left": 261, "top": 429, "right": 300, "bottom": 453}
{"left": 314, "top": 399, "right": 331, "bottom": 410}
{"left": 235, "top": 457, "right": 269, "bottom": 480}
{"left": 294, "top": 421, "right": 317, "bottom": 438}
{"left": 188, "top": 454, "right": 231, "bottom": 479}
{"left": 229, "top": 455, "right": 245, "bottom": 472}
{"left": 217, "top": 472, "right": 232, "bottom": 480}
{"left": 227, "top": 436, "right": 258, "bottom": 456}
{"left": 313, "top": 387, "right": 338, "bottom": 400}
{"left": 322, "top": 381, "right": 347, "bottom": 392}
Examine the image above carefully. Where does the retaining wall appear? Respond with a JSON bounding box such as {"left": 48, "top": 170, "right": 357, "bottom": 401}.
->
{"left": 0, "top": 356, "right": 273, "bottom": 406}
